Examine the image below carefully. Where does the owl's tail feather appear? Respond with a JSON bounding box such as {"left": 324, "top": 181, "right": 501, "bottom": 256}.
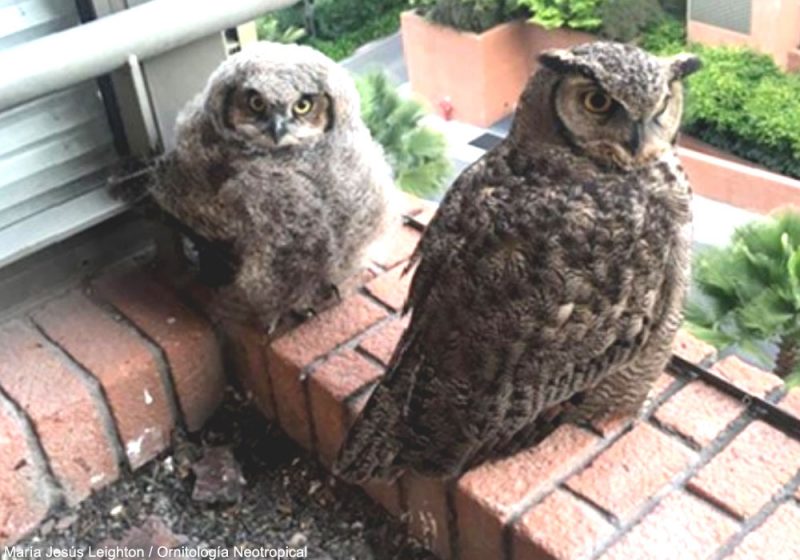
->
{"left": 333, "top": 328, "right": 422, "bottom": 484}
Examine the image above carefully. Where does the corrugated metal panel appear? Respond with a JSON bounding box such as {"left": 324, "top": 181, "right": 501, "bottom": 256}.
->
{"left": 0, "top": 0, "right": 79, "bottom": 49}
{"left": 690, "top": 0, "right": 752, "bottom": 34}
{"left": 0, "top": 0, "right": 120, "bottom": 265}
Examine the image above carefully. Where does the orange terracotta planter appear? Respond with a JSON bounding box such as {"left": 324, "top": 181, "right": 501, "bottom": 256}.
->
{"left": 788, "top": 49, "right": 800, "bottom": 73}
{"left": 400, "top": 11, "right": 593, "bottom": 127}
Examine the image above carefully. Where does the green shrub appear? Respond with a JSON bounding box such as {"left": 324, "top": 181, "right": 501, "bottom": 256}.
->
{"left": 685, "top": 210, "right": 800, "bottom": 385}
{"left": 314, "top": 0, "right": 408, "bottom": 39}
{"left": 263, "top": 1, "right": 407, "bottom": 43}
{"left": 255, "top": 15, "right": 307, "bottom": 43}
{"left": 271, "top": 3, "right": 309, "bottom": 34}
{"left": 641, "top": 20, "right": 800, "bottom": 179}
{"left": 257, "top": 1, "right": 407, "bottom": 61}
{"left": 638, "top": 16, "right": 685, "bottom": 53}
{"left": 599, "top": 0, "right": 664, "bottom": 41}
{"left": 682, "top": 47, "right": 800, "bottom": 179}
{"left": 518, "top": 0, "right": 603, "bottom": 31}
{"left": 356, "top": 72, "right": 451, "bottom": 197}
{"left": 411, "top": 0, "right": 520, "bottom": 33}
{"left": 307, "top": 5, "right": 406, "bottom": 61}
{"left": 658, "top": 0, "right": 686, "bottom": 18}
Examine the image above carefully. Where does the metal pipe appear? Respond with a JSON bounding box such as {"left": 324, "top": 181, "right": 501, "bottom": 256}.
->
{"left": 0, "top": 0, "right": 299, "bottom": 112}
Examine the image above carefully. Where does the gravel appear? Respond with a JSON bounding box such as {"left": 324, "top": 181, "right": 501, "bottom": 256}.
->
{"left": 17, "top": 386, "right": 436, "bottom": 560}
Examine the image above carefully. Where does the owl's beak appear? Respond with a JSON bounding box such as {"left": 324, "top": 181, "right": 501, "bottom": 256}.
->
{"left": 267, "top": 115, "right": 289, "bottom": 143}
{"left": 629, "top": 122, "right": 647, "bottom": 156}
{"left": 629, "top": 121, "right": 667, "bottom": 163}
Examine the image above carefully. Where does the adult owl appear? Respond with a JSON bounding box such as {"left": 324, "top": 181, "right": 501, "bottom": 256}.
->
{"left": 148, "top": 42, "right": 396, "bottom": 330}
{"left": 335, "top": 42, "right": 701, "bottom": 482}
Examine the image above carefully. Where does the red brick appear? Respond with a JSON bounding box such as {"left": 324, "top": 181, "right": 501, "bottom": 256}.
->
{"left": 222, "top": 321, "right": 276, "bottom": 420}
{"left": 512, "top": 489, "right": 614, "bottom": 560}
{"left": 267, "top": 296, "right": 386, "bottom": 449}
{"left": 405, "top": 474, "right": 452, "bottom": 560}
{"left": 654, "top": 381, "right": 745, "bottom": 448}
{"left": 712, "top": 356, "right": 783, "bottom": 399}
{"left": 365, "top": 263, "right": 413, "bottom": 311}
{"left": 0, "top": 321, "right": 120, "bottom": 504}
{"left": 0, "top": 397, "right": 55, "bottom": 545}
{"left": 456, "top": 425, "right": 600, "bottom": 560}
{"left": 307, "top": 350, "right": 382, "bottom": 466}
{"left": 780, "top": 388, "right": 800, "bottom": 418}
{"left": 566, "top": 423, "right": 695, "bottom": 522}
{"left": 590, "top": 412, "right": 635, "bottom": 438}
{"left": 270, "top": 295, "right": 387, "bottom": 367}
{"left": 358, "top": 316, "right": 409, "bottom": 365}
{"left": 728, "top": 503, "right": 800, "bottom": 560}
{"left": 673, "top": 330, "right": 716, "bottom": 364}
{"left": 688, "top": 421, "right": 800, "bottom": 519}
{"left": 92, "top": 269, "right": 224, "bottom": 431}
{"left": 368, "top": 224, "right": 422, "bottom": 270}
{"left": 601, "top": 492, "right": 739, "bottom": 560}
{"left": 264, "top": 350, "right": 312, "bottom": 449}
{"left": 32, "top": 292, "right": 174, "bottom": 469}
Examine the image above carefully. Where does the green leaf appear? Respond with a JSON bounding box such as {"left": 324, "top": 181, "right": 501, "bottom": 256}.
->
{"left": 736, "top": 339, "right": 776, "bottom": 370}
{"left": 356, "top": 71, "right": 450, "bottom": 197}
{"left": 682, "top": 322, "right": 735, "bottom": 350}
{"left": 687, "top": 209, "right": 800, "bottom": 375}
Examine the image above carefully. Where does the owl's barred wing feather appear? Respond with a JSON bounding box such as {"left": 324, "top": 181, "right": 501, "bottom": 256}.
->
{"left": 335, "top": 148, "right": 670, "bottom": 482}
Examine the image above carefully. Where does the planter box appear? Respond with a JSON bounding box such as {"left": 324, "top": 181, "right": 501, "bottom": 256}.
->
{"left": 678, "top": 147, "right": 800, "bottom": 214}
{"left": 788, "top": 48, "right": 800, "bottom": 73}
{"left": 400, "top": 11, "right": 592, "bottom": 127}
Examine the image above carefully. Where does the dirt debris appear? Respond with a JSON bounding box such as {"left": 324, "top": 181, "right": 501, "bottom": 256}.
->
{"left": 18, "top": 387, "right": 435, "bottom": 560}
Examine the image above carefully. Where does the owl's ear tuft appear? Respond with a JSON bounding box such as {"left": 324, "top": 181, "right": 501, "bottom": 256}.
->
{"left": 669, "top": 53, "right": 702, "bottom": 80}
{"left": 538, "top": 49, "right": 580, "bottom": 73}
{"left": 538, "top": 48, "right": 597, "bottom": 79}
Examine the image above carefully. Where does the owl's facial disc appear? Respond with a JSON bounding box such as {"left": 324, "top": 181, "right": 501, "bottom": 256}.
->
{"left": 225, "top": 88, "right": 332, "bottom": 149}
{"left": 553, "top": 75, "right": 681, "bottom": 169}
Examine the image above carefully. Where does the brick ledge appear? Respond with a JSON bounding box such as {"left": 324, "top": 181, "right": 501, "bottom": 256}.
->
{"left": 0, "top": 194, "right": 798, "bottom": 560}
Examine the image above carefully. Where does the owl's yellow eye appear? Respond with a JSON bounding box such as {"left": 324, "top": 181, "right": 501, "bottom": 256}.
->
{"left": 583, "top": 90, "right": 613, "bottom": 114}
{"left": 293, "top": 98, "right": 314, "bottom": 115}
{"left": 248, "top": 93, "right": 266, "bottom": 113}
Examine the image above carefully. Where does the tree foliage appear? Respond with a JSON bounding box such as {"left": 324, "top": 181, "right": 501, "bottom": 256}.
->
{"left": 641, "top": 19, "right": 800, "bottom": 180}
{"left": 411, "top": 0, "right": 521, "bottom": 33}
{"left": 599, "top": 0, "right": 664, "bottom": 41}
{"left": 255, "top": 15, "right": 307, "bottom": 43}
{"left": 686, "top": 211, "right": 800, "bottom": 384}
{"left": 356, "top": 72, "right": 451, "bottom": 198}
{"left": 517, "top": 0, "right": 603, "bottom": 31}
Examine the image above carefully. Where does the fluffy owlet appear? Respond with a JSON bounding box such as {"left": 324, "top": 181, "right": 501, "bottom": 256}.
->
{"left": 148, "top": 42, "right": 396, "bottom": 329}
{"left": 335, "top": 42, "right": 701, "bottom": 482}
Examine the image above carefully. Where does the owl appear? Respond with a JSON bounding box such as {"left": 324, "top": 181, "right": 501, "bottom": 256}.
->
{"left": 147, "top": 42, "right": 396, "bottom": 330}
{"left": 334, "top": 42, "right": 701, "bottom": 482}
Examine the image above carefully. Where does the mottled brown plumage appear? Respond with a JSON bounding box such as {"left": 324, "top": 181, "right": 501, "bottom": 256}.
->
{"left": 334, "top": 42, "right": 701, "bottom": 482}
{"left": 148, "top": 42, "right": 397, "bottom": 330}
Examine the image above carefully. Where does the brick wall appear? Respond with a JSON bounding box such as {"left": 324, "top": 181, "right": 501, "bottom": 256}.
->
{"left": 0, "top": 268, "right": 225, "bottom": 543}
{"left": 1, "top": 194, "right": 799, "bottom": 560}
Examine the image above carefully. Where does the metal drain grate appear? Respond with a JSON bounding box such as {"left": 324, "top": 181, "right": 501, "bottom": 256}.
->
{"left": 668, "top": 355, "right": 800, "bottom": 440}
